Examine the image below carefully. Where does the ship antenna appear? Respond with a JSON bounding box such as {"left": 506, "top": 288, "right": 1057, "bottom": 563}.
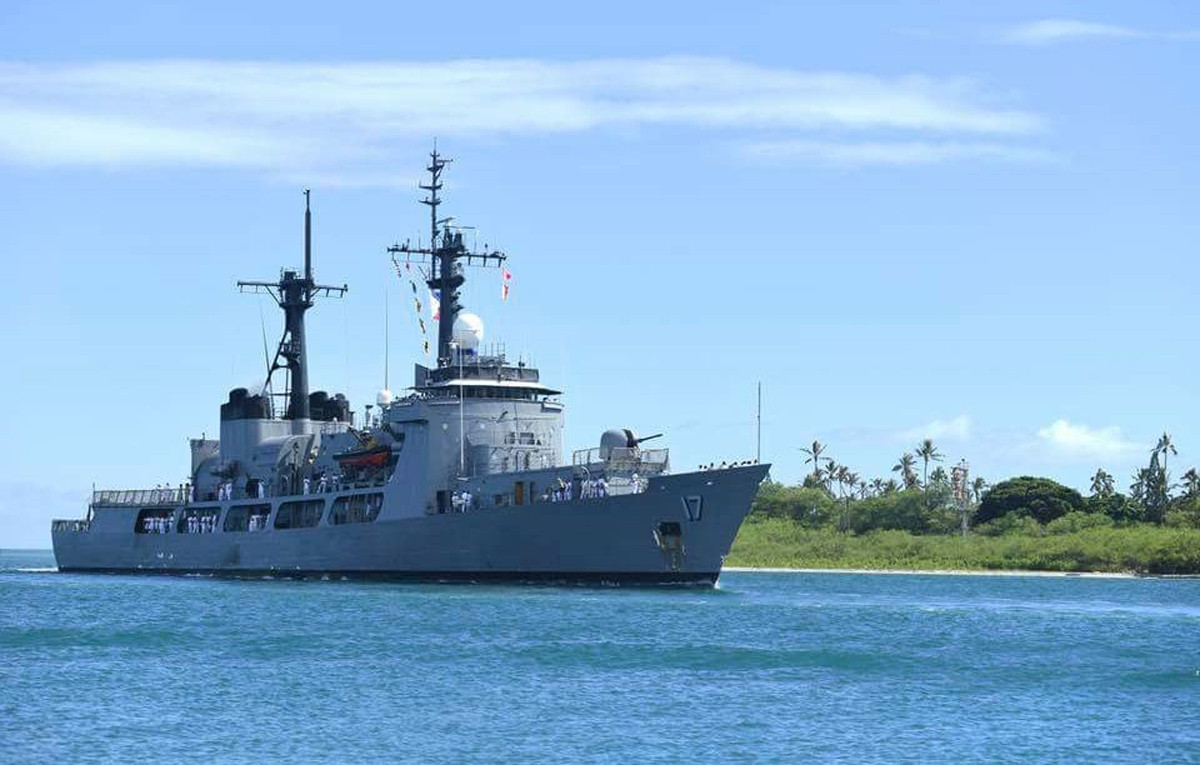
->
{"left": 384, "top": 287, "right": 390, "bottom": 391}
{"left": 304, "top": 189, "right": 312, "bottom": 287}
{"left": 259, "top": 301, "right": 275, "bottom": 412}
{"left": 756, "top": 381, "right": 762, "bottom": 464}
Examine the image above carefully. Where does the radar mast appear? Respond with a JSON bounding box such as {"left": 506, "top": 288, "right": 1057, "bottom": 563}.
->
{"left": 388, "top": 147, "right": 508, "bottom": 367}
{"left": 237, "top": 190, "right": 348, "bottom": 420}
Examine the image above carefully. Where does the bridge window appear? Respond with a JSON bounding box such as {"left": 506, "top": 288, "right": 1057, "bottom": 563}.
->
{"left": 330, "top": 493, "right": 383, "bottom": 525}
{"left": 274, "top": 500, "right": 325, "bottom": 529}
{"left": 135, "top": 508, "right": 175, "bottom": 534}
{"left": 224, "top": 503, "right": 271, "bottom": 532}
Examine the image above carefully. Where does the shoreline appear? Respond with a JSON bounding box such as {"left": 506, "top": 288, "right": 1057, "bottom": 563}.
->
{"left": 722, "top": 566, "right": 1142, "bottom": 578}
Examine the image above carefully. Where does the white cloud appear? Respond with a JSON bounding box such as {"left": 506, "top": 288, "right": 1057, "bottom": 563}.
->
{"left": 1035, "top": 419, "right": 1140, "bottom": 459}
{"left": 0, "top": 58, "right": 1043, "bottom": 183}
{"left": 742, "top": 140, "right": 1055, "bottom": 166}
{"left": 899, "top": 414, "right": 972, "bottom": 442}
{"left": 1000, "top": 19, "right": 1199, "bottom": 45}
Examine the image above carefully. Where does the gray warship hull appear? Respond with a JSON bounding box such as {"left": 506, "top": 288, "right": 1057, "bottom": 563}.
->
{"left": 51, "top": 150, "right": 768, "bottom": 587}
{"left": 53, "top": 465, "right": 766, "bottom": 585}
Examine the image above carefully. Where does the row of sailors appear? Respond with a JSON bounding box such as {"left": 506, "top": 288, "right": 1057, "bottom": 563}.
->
{"left": 575, "top": 477, "right": 610, "bottom": 500}
{"left": 142, "top": 514, "right": 221, "bottom": 534}
{"left": 582, "top": 478, "right": 608, "bottom": 499}
{"left": 450, "top": 491, "right": 475, "bottom": 513}
{"left": 216, "top": 481, "right": 266, "bottom": 501}
{"left": 215, "top": 476, "right": 346, "bottom": 501}
{"left": 301, "top": 477, "right": 344, "bottom": 495}
{"left": 141, "top": 516, "right": 173, "bottom": 534}
{"left": 544, "top": 474, "right": 644, "bottom": 503}
{"left": 142, "top": 512, "right": 272, "bottom": 534}
{"left": 184, "top": 514, "right": 218, "bottom": 534}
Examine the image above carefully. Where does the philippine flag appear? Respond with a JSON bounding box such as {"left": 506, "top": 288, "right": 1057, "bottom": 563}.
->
{"left": 429, "top": 289, "right": 441, "bottom": 320}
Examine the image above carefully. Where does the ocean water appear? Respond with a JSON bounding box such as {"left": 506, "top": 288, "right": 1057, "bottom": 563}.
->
{"left": 2, "top": 550, "right": 1198, "bottom": 764}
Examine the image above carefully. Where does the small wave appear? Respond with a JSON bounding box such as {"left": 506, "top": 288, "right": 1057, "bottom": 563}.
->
{"left": 14, "top": 567, "right": 58, "bottom": 573}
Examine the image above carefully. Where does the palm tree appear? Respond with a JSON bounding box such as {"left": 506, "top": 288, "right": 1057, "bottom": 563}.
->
{"left": 929, "top": 466, "right": 948, "bottom": 486}
{"left": 870, "top": 477, "right": 886, "bottom": 497}
{"left": 798, "top": 440, "right": 830, "bottom": 480}
{"left": 1136, "top": 451, "right": 1170, "bottom": 523}
{"left": 1130, "top": 467, "right": 1148, "bottom": 505}
{"left": 883, "top": 478, "right": 900, "bottom": 494}
{"left": 834, "top": 464, "right": 852, "bottom": 499}
{"left": 1089, "top": 469, "right": 1115, "bottom": 498}
{"left": 1181, "top": 468, "right": 1200, "bottom": 499}
{"left": 839, "top": 468, "right": 859, "bottom": 531}
{"left": 824, "top": 459, "right": 841, "bottom": 494}
{"left": 1154, "top": 432, "right": 1178, "bottom": 474}
{"left": 843, "top": 470, "right": 860, "bottom": 498}
{"left": 970, "top": 477, "right": 988, "bottom": 503}
{"left": 892, "top": 453, "right": 918, "bottom": 489}
{"left": 914, "top": 438, "right": 943, "bottom": 487}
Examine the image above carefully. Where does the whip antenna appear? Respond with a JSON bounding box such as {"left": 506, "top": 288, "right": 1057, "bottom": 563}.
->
{"left": 384, "top": 288, "right": 390, "bottom": 391}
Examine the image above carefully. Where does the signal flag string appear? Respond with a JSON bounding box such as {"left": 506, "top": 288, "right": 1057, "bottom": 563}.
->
{"left": 392, "top": 256, "right": 432, "bottom": 357}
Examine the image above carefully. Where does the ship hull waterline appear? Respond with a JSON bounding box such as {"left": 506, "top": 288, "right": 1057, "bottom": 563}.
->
{"left": 53, "top": 465, "right": 767, "bottom": 586}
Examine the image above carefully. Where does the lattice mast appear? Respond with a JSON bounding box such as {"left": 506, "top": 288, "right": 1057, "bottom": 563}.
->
{"left": 388, "top": 149, "right": 507, "bottom": 367}
{"left": 237, "top": 190, "right": 347, "bottom": 420}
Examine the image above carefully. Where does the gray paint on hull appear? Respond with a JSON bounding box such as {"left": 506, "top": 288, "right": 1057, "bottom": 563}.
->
{"left": 53, "top": 465, "right": 766, "bottom": 585}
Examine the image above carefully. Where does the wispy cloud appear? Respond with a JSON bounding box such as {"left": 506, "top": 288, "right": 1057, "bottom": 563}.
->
{"left": 0, "top": 58, "right": 1043, "bottom": 183}
{"left": 1001, "top": 19, "right": 1198, "bottom": 45}
{"left": 1035, "top": 419, "right": 1140, "bottom": 460}
{"left": 898, "top": 414, "right": 973, "bottom": 442}
{"left": 742, "top": 140, "right": 1055, "bottom": 166}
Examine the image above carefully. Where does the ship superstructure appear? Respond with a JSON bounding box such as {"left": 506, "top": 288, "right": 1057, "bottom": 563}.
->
{"left": 51, "top": 152, "right": 768, "bottom": 584}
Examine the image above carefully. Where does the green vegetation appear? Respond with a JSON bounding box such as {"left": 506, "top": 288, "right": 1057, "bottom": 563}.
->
{"left": 975, "top": 477, "right": 1082, "bottom": 525}
{"left": 730, "top": 432, "right": 1200, "bottom": 574}
{"left": 727, "top": 520, "right": 1200, "bottom": 575}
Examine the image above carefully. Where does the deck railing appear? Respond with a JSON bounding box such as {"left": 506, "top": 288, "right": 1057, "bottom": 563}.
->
{"left": 570, "top": 446, "right": 670, "bottom": 475}
{"left": 92, "top": 488, "right": 189, "bottom": 507}
{"left": 52, "top": 519, "right": 92, "bottom": 532}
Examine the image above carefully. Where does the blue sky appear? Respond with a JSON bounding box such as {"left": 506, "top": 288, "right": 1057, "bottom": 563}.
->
{"left": 1, "top": 1, "right": 1197, "bottom": 547}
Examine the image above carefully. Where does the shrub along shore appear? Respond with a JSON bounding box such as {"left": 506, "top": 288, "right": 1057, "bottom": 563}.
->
{"left": 727, "top": 519, "right": 1200, "bottom": 575}
{"left": 732, "top": 435, "right": 1200, "bottom": 575}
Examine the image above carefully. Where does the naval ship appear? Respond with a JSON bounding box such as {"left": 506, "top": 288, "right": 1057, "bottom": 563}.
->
{"left": 52, "top": 151, "right": 768, "bottom": 584}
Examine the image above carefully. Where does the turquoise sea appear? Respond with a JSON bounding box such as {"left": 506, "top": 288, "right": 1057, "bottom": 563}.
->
{"left": 2, "top": 549, "right": 1198, "bottom": 763}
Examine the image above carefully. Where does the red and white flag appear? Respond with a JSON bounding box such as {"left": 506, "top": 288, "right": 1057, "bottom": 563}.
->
{"left": 501, "top": 268, "right": 512, "bottom": 302}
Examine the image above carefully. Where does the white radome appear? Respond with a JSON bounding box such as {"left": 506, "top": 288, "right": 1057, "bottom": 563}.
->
{"left": 376, "top": 389, "right": 394, "bottom": 406}
{"left": 452, "top": 312, "right": 484, "bottom": 351}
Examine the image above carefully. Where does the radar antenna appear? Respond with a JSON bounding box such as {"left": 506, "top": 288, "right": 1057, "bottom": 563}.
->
{"left": 238, "top": 190, "right": 348, "bottom": 420}
{"left": 387, "top": 148, "right": 507, "bottom": 367}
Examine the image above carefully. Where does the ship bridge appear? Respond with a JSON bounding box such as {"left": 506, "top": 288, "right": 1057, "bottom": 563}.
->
{"left": 413, "top": 357, "right": 561, "bottom": 398}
